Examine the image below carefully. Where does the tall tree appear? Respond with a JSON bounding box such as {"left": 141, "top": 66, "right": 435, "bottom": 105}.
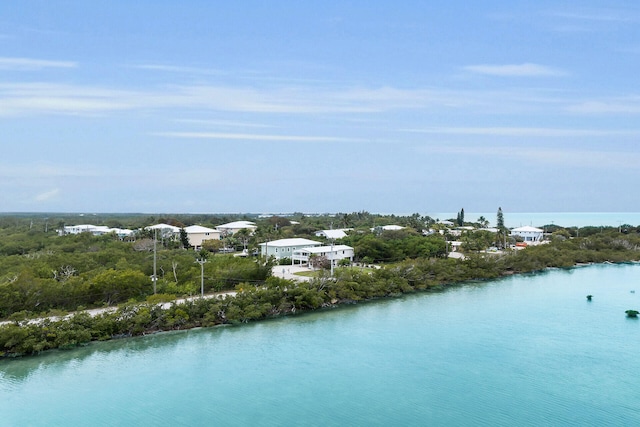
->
{"left": 179, "top": 228, "right": 190, "bottom": 249}
{"left": 496, "top": 207, "right": 506, "bottom": 249}
{"left": 457, "top": 208, "right": 465, "bottom": 226}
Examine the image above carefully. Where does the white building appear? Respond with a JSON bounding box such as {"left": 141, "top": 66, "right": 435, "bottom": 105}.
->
{"left": 147, "top": 223, "right": 181, "bottom": 239}
{"left": 373, "top": 225, "right": 404, "bottom": 231}
{"left": 315, "top": 229, "right": 350, "bottom": 239}
{"left": 259, "top": 238, "right": 322, "bottom": 260}
{"left": 61, "top": 224, "right": 103, "bottom": 235}
{"left": 60, "top": 224, "right": 134, "bottom": 239}
{"left": 184, "top": 225, "right": 221, "bottom": 249}
{"left": 292, "top": 245, "right": 354, "bottom": 266}
{"left": 511, "top": 226, "right": 544, "bottom": 243}
{"left": 215, "top": 220, "right": 257, "bottom": 235}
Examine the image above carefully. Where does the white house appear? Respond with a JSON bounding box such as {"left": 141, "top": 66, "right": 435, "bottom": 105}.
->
{"left": 480, "top": 227, "right": 499, "bottom": 233}
{"left": 259, "top": 238, "right": 322, "bottom": 260}
{"left": 147, "top": 223, "right": 181, "bottom": 239}
{"left": 215, "top": 221, "right": 257, "bottom": 235}
{"left": 373, "top": 225, "right": 404, "bottom": 231}
{"left": 60, "top": 224, "right": 134, "bottom": 239}
{"left": 292, "top": 245, "right": 354, "bottom": 266}
{"left": 511, "top": 226, "right": 544, "bottom": 243}
{"left": 60, "top": 224, "right": 102, "bottom": 235}
{"left": 315, "top": 229, "right": 350, "bottom": 239}
{"left": 184, "top": 225, "right": 221, "bottom": 249}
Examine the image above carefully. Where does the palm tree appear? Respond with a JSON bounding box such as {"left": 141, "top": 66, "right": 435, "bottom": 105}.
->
{"left": 236, "top": 228, "right": 250, "bottom": 252}
{"left": 477, "top": 216, "right": 489, "bottom": 228}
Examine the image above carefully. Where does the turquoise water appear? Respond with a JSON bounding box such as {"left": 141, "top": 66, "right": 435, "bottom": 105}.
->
{"left": 1, "top": 264, "right": 640, "bottom": 426}
{"left": 432, "top": 212, "right": 640, "bottom": 228}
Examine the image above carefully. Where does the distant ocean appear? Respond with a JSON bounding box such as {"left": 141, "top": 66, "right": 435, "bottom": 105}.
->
{"left": 430, "top": 212, "right": 640, "bottom": 228}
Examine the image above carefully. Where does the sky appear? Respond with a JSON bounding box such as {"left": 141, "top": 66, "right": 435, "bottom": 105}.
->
{"left": 1, "top": 1, "right": 639, "bottom": 215}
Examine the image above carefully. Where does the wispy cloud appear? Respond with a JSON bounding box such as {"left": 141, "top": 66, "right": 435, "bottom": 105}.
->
{"left": 424, "top": 145, "right": 640, "bottom": 169}
{"left": 566, "top": 97, "right": 640, "bottom": 114}
{"left": 173, "top": 119, "right": 278, "bottom": 129}
{"left": 34, "top": 188, "right": 60, "bottom": 202}
{"left": 154, "top": 131, "right": 362, "bottom": 143}
{"left": 0, "top": 163, "right": 102, "bottom": 179}
{"left": 401, "top": 126, "right": 640, "bottom": 137}
{"left": 463, "top": 63, "right": 566, "bottom": 77}
{"left": 549, "top": 10, "right": 638, "bottom": 24}
{"left": 0, "top": 57, "right": 77, "bottom": 70}
{"left": 544, "top": 7, "right": 640, "bottom": 33}
{"left": 0, "top": 82, "right": 471, "bottom": 117}
{"left": 128, "top": 63, "right": 224, "bottom": 75}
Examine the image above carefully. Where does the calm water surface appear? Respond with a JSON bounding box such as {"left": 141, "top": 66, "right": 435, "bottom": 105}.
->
{"left": 1, "top": 264, "right": 640, "bottom": 426}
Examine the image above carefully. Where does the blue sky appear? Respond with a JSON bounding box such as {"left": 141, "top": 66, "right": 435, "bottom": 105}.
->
{"left": 1, "top": 1, "right": 639, "bottom": 214}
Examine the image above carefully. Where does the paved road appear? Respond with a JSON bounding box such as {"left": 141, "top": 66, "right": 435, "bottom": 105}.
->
{"left": 0, "top": 290, "right": 237, "bottom": 327}
{"left": 2, "top": 268, "right": 312, "bottom": 327}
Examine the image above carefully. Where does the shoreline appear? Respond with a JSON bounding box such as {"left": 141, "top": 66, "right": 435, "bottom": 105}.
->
{"left": 3, "top": 257, "right": 639, "bottom": 359}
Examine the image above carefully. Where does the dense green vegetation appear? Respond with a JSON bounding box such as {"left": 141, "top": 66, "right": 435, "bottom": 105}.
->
{"left": 0, "top": 230, "right": 270, "bottom": 319}
{"left": 1, "top": 213, "right": 640, "bottom": 358}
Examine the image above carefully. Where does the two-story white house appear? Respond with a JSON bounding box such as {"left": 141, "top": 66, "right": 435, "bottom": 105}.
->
{"left": 185, "top": 225, "right": 221, "bottom": 249}
{"left": 292, "top": 245, "right": 355, "bottom": 266}
{"left": 510, "top": 226, "right": 544, "bottom": 243}
{"left": 259, "top": 238, "right": 322, "bottom": 260}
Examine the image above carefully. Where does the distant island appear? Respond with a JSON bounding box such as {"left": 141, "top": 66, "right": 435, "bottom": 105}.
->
{"left": 1, "top": 210, "right": 639, "bottom": 357}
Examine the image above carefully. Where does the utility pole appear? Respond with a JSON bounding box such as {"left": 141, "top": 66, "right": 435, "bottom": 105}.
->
{"left": 195, "top": 250, "right": 207, "bottom": 297}
{"left": 330, "top": 222, "right": 334, "bottom": 277}
{"left": 152, "top": 228, "right": 158, "bottom": 294}
{"left": 330, "top": 238, "right": 335, "bottom": 277}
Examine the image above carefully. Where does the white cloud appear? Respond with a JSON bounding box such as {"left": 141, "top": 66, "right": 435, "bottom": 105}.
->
{"left": 550, "top": 10, "right": 638, "bottom": 24}
{"left": 0, "top": 82, "right": 461, "bottom": 117}
{"left": 566, "top": 97, "right": 640, "bottom": 114}
{"left": 0, "top": 83, "right": 136, "bottom": 116}
{"left": 0, "top": 57, "right": 77, "bottom": 70}
{"left": 154, "top": 131, "right": 362, "bottom": 143}
{"left": 463, "top": 63, "right": 566, "bottom": 77}
{"left": 0, "top": 163, "right": 101, "bottom": 179}
{"left": 34, "top": 188, "right": 60, "bottom": 202}
{"left": 128, "top": 63, "right": 224, "bottom": 75}
{"left": 173, "top": 119, "right": 278, "bottom": 128}
{"left": 422, "top": 144, "right": 640, "bottom": 169}
{"left": 401, "top": 127, "right": 640, "bottom": 137}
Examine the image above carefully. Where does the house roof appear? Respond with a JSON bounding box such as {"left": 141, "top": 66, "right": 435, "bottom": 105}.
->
{"left": 315, "top": 229, "right": 348, "bottom": 239}
{"left": 381, "top": 225, "right": 404, "bottom": 231}
{"left": 259, "top": 238, "right": 321, "bottom": 247}
{"left": 216, "top": 220, "right": 257, "bottom": 230}
{"left": 512, "top": 226, "right": 543, "bottom": 232}
{"left": 148, "top": 223, "right": 181, "bottom": 232}
{"left": 184, "top": 225, "right": 218, "bottom": 234}
{"left": 480, "top": 227, "right": 499, "bottom": 233}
